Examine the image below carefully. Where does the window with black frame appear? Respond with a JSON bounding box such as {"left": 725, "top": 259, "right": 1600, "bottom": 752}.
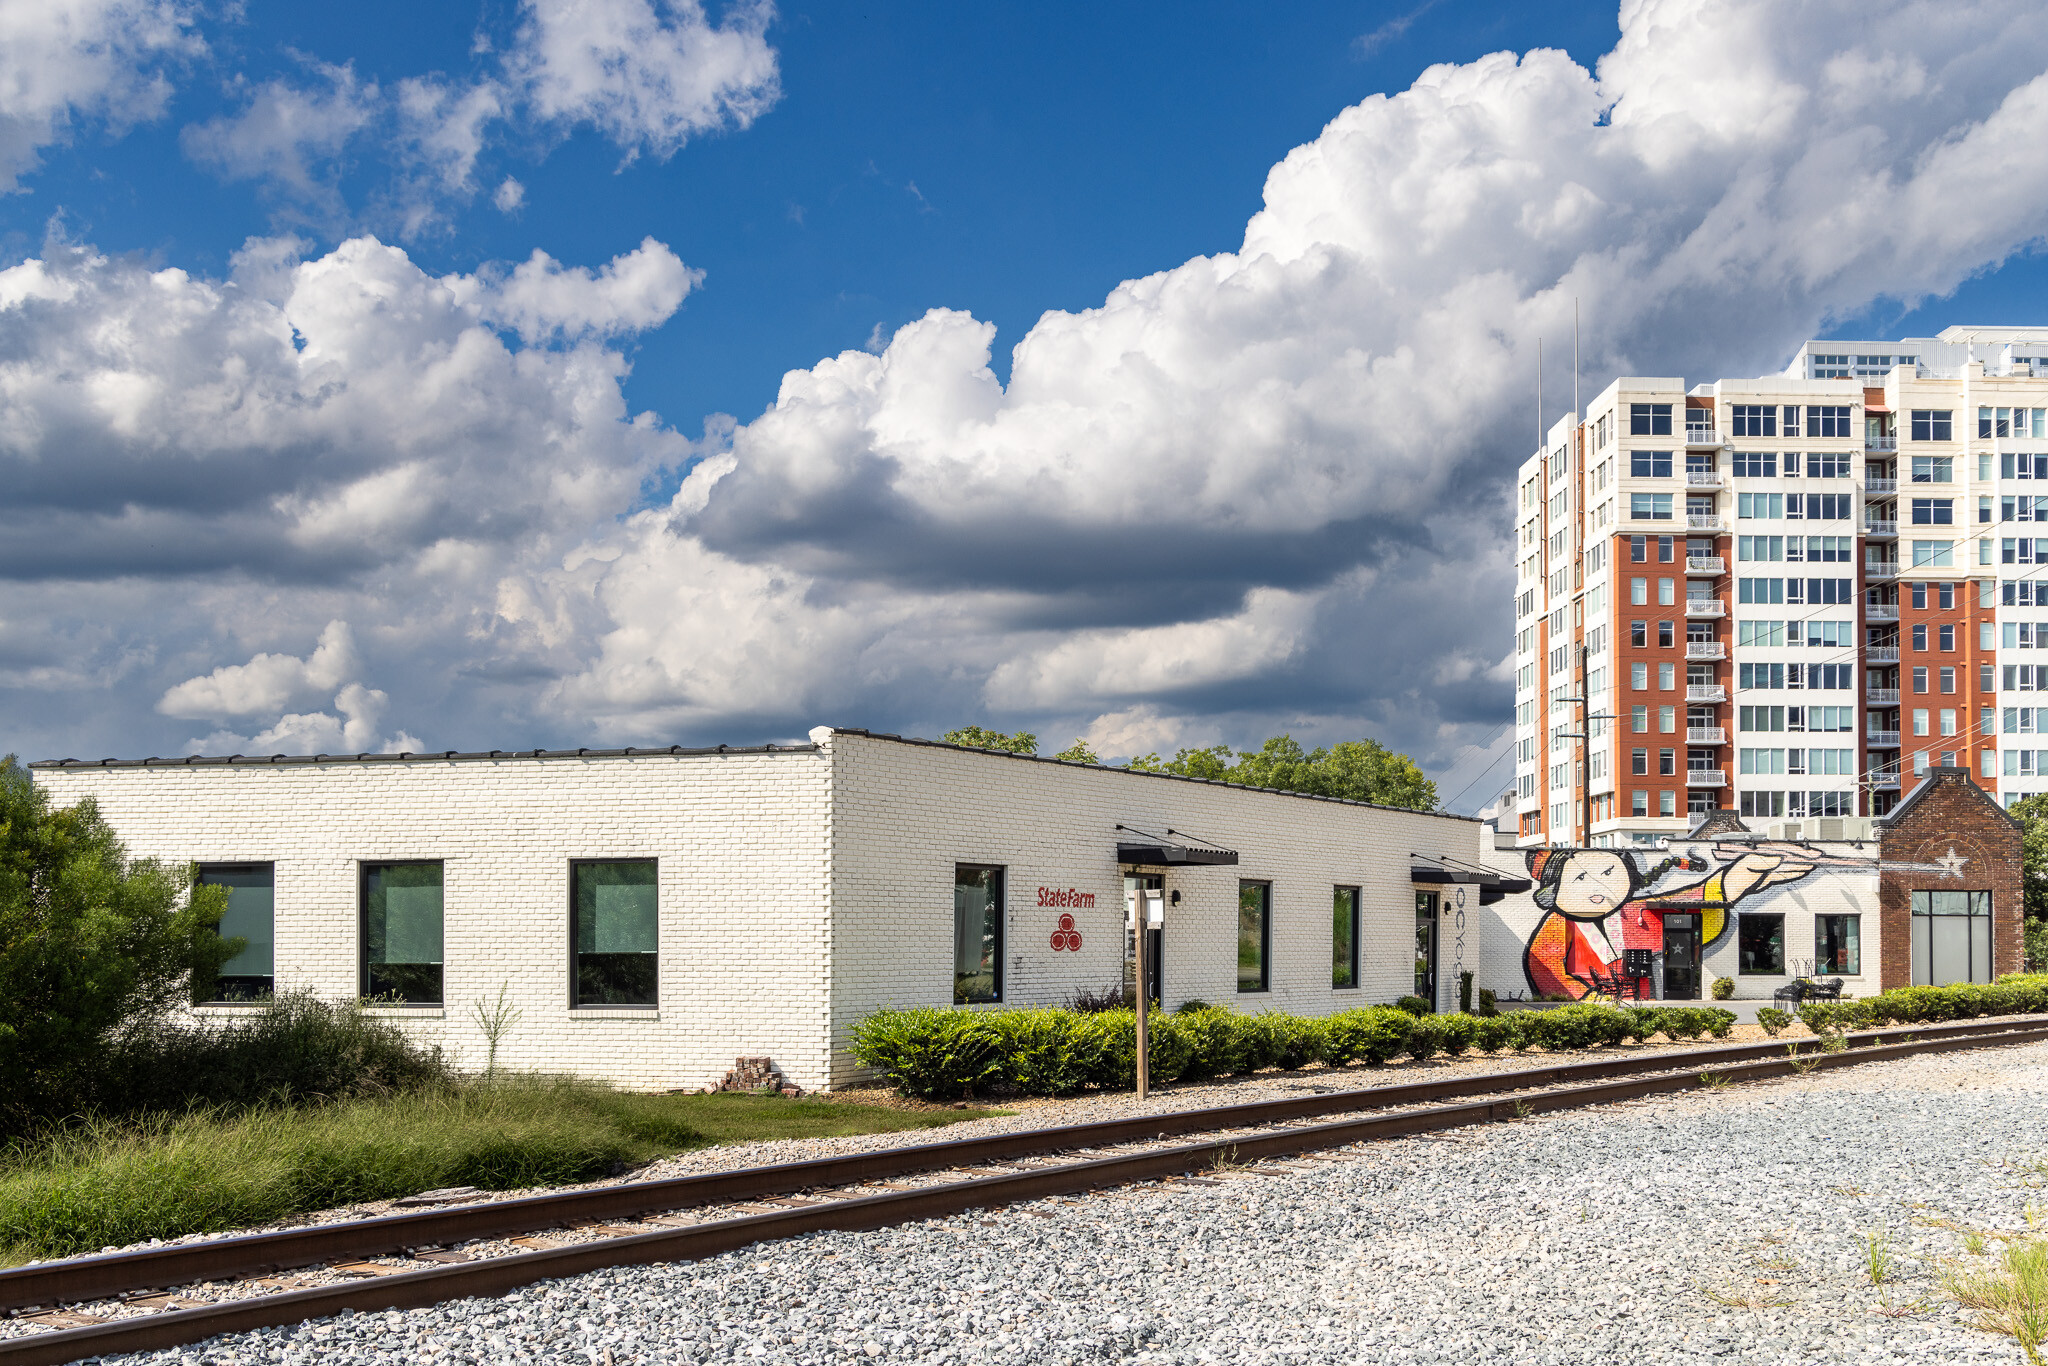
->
{"left": 573, "top": 860, "right": 658, "bottom": 1006}
{"left": 954, "top": 864, "right": 1003, "bottom": 1004}
{"left": 1238, "top": 881, "right": 1270, "bottom": 993}
{"left": 1738, "top": 912, "right": 1785, "bottom": 975}
{"left": 1332, "top": 886, "right": 1360, "bottom": 989}
{"left": 360, "top": 861, "right": 443, "bottom": 1004}
{"left": 1814, "top": 914, "right": 1860, "bottom": 975}
{"left": 195, "top": 863, "right": 275, "bottom": 1002}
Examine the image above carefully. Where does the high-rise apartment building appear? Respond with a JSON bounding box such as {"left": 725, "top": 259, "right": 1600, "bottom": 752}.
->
{"left": 1511, "top": 326, "right": 2048, "bottom": 848}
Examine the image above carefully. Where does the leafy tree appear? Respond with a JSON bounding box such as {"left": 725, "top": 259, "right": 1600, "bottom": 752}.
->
{"left": 1049, "top": 739, "right": 1100, "bottom": 763}
{"left": 0, "top": 757, "right": 238, "bottom": 1123}
{"left": 1129, "top": 735, "right": 1437, "bottom": 810}
{"left": 2008, "top": 793, "right": 2048, "bottom": 968}
{"left": 940, "top": 726, "right": 1039, "bottom": 755}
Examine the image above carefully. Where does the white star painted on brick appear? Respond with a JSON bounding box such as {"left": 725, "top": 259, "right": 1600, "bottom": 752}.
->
{"left": 1935, "top": 847, "right": 1967, "bottom": 880}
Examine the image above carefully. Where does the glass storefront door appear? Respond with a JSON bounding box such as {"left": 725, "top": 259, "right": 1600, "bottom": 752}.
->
{"left": 1414, "top": 891, "right": 1438, "bottom": 1004}
{"left": 1662, "top": 913, "right": 1701, "bottom": 1000}
{"left": 1123, "top": 874, "right": 1163, "bottom": 1005}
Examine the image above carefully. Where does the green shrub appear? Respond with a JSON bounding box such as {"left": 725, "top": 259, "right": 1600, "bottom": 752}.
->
{"left": 1711, "top": 976, "right": 1735, "bottom": 1001}
{"left": 1658, "top": 1007, "right": 1710, "bottom": 1041}
{"left": 1394, "top": 995, "right": 1433, "bottom": 1016}
{"left": 1459, "top": 971, "right": 1474, "bottom": 1015}
{"left": 849, "top": 1008, "right": 1003, "bottom": 1099}
{"left": 1756, "top": 1007, "right": 1792, "bottom": 1038}
{"left": 1434, "top": 1012, "right": 1478, "bottom": 1056}
{"left": 1404, "top": 1014, "right": 1446, "bottom": 1061}
{"left": 1623, "top": 1007, "right": 1663, "bottom": 1044}
{"left": 1176, "top": 1007, "right": 1247, "bottom": 1081}
{"left": 1703, "top": 1007, "right": 1736, "bottom": 1039}
{"left": 1325, "top": 1006, "right": 1415, "bottom": 1064}
{"left": 1472, "top": 1015, "right": 1516, "bottom": 1054}
{"left": 1173, "top": 999, "right": 1212, "bottom": 1013}
{"left": 1269, "top": 1013, "right": 1330, "bottom": 1070}
{"left": 1477, "top": 989, "right": 1499, "bottom": 1018}
{"left": 983, "top": 1009, "right": 1101, "bottom": 1096}
{"left": 1141, "top": 1011, "right": 1195, "bottom": 1085}
{"left": 1517, "top": 1003, "right": 1631, "bottom": 1051}
{"left": 1234, "top": 1012, "right": 1290, "bottom": 1073}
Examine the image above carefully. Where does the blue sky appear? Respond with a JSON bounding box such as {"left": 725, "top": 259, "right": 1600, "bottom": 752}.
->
{"left": 6, "top": 0, "right": 2048, "bottom": 810}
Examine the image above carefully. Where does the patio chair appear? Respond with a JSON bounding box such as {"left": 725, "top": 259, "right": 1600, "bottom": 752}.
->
{"left": 1771, "top": 980, "right": 1807, "bottom": 1005}
{"left": 1806, "top": 977, "right": 1844, "bottom": 1000}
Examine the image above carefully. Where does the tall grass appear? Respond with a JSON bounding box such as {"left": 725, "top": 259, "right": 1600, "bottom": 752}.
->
{"left": 1946, "top": 1235, "right": 2048, "bottom": 1364}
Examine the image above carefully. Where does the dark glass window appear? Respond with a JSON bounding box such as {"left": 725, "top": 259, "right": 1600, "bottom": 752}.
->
{"left": 1815, "top": 915, "right": 1860, "bottom": 976}
{"left": 573, "top": 860, "right": 658, "bottom": 1006}
{"left": 361, "top": 862, "right": 444, "bottom": 1003}
{"left": 196, "top": 863, "right": 275, "bottom": 1002}
{"left": 1630, "top": 403, "right": 1672, "bottom": 436}
{"left": 1630, "top": 450, "right": 1672, "bottom": 477}
{"left": 954, "top": 864, "right": 1004, "bottom": 1004}
{"left": 1909, "top": 410, "right": 1952, "bottom": 441}
{"left": 1732, "top": 405, "right": 1777, "bottom": 437}
{"left": 1738, "top": 913, "right": 1785, "bottom": 975}
{"left": 1237, "top": 881, "right": 1270, "bottom": 993}
{"left": 1332, "top": 887, "right": 1360, "bottom": 989}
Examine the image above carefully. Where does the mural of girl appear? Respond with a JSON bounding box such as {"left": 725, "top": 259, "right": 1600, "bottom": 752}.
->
{"left": 1522, "top": 846, "right": 1814, "bottom": 1000}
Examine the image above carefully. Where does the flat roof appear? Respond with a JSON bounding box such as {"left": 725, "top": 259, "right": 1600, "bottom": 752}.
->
{"left": 33, "top": 726, "right": 1478, "bottom": 823}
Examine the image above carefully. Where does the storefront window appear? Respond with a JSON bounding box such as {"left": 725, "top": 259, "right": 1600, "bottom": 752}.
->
{"left": 573, "top": 860, "right": 658, "bottom": 1006}
{"left": 954, "top": 864, "right": 1004, "bottom": 1004}
{"left": 1738, "top": 913, "right": 1784, "bottom": 975}
{"left": 1911, "top": 890, "right": 1991, "bottom": 985}
{"left": 1814, "top": 914, "right": 1860, "bottom": 976}
{"left": 1332, "top": 886, "right": 1360, "bottom": 989}
{"left": 361, "top": 862, "right": 443, "bottom": 1004}
{"left": 1237, "top": 882, "right": 1270, "bottom": 993}
{"left": 196, "top": 863, "right": 274, "bottom": 1002}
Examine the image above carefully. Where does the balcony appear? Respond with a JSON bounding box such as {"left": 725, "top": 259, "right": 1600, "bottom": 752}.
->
{"left": 1866, "top": 477, "right": 1897, "bottom": 495}
{"left": 1686, "top": 555, "right": 1725, "bottom": 575}
{"left": 1685, "top": 769, "right": 1728, "bottom": 788}
{"left": 1866, "top": 601, "right": 1899, "bottom": 620}
{"left": 1865, "top": 560, "right": 1899, "bottom": 581}
{"left": 1687, "top": 726, "right": 1727, "bottom": 744}
{"left": 1865, "top": 519, "right": 1899, "bottom": 538}
{"left": 1686, "top": 469, "right": 1724, "bottom": 488}
{"left": 1686, "top": 427, "right": 1724, "bottom": 447}
{"left": 1868, "top": 687, "right": 1901, "bottom": 705}
{"left": 1687, "top": 684, "right": 1727, "bottom": 702}
{"left": 1685, "top": 641, "right": 1726, "bottom": 660}
{"left": 1687, "top": 514, "right": 1726, "bottom": 532}
{"left": 1870, "top": 769, "right": 1903, "bottom": 790}
{"left": 1867, "top": 730, "right": 1901, "bottom": 748}
{"left": 1684, "top": 598, "right": 1725, "bottom": 617}
{"left": 1867, "top": 434, "right": 1899, "bottom": 453}
{"left": 1866, "top": 645, "right": 1900, "bottom": 664}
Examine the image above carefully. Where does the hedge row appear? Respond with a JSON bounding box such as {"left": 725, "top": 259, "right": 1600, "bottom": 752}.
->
{"left": 849, "top": 1001, "right": 1737, "bottom": 1100}
{"left": 1798, "top": 973, "right": 2048, "bottom": 1035}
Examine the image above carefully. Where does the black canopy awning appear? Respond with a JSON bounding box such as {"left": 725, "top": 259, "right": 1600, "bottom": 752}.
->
{"left": 1116, "top": 824, "right": 1239, "bottom": 868}
{"left": 1410, "top": 853, "right": 1532, "bottom": 905}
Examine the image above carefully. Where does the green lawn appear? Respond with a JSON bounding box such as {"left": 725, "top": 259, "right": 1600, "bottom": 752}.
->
{"left": 0, "top": 1080, "right": 1001, "bottom": 1263}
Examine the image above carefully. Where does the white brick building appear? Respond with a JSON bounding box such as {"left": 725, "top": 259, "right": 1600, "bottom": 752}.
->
{"left": 31, "top": 728, "right": 1509, "bottom": 1091}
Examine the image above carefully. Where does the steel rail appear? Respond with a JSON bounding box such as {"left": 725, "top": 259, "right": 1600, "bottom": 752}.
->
{"left": 3, "top": 1017, "right": 2044, "bottom": 1366}
{"left": 0, "top": 1013, "right": 2024, "bottom": 1316}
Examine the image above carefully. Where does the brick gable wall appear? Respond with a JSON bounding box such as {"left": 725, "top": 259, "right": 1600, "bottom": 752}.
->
{"left": 1877, "top": 768, "right": 2022, "bottom": 988}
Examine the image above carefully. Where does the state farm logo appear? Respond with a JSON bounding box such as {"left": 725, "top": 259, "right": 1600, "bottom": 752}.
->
{"left": 1036, "top": 886, "right": 1096, "bottom": 908}
{"left": 1050, "top": 913, "right": 1083, "bottom": 952}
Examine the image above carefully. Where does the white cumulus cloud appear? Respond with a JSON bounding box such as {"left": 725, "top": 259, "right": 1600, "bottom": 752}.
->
{"left": 0, "top": 0, "right": 201, "bottom": 192}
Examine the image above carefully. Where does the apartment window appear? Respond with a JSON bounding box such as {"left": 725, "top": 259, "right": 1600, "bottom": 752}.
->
{"left": 1659, "top": 578, "right": 1675, "bottom": 605}
{"left": 1237, "top": 882, "right": 1270, "bottom": 993}
{"left": 1814, "top": 914, "right": 1861, "bottom": 976}
{"left": 1628, "top": 620, "right": 1646, "bottom": 647}
{"left": 1632, "top": 705, "right": 1649, "bottom": 732}
{"left": 360, "top": 861, "right": 444, "bottom": 1004}
{"left": 1658, "top": 663, "right": 1675, "bottom": 690}
{"left": 1940, "top": 626, "right": 1955, "bottom": 653}
{"left": 195, "top": 864, "right": 275, "bottom": 1002}
{"left": 1632, "top": 748, "right": 1649, "bottom": 775}
{"left": 1630, "top": 535, "right": 1647, "bottom": 562}
{"left": 1631, "top": 493, "right": 1673, "bottom": 520}
{"left": 1739, "top": 914, "right": 1786, "bottom": 975}
{"left": 1911, "top": 890, "right": 1991, "bottom": 985}
{"left": 1630, "top": 450, "right": 1672, "bottom": 477}
{"left": 1911, "top": 540, "right": 1954, "bottom": 567}
{"left": 1631, "top": 790, "right": 1648, "bottom": 817}
{"left": 1910, "top": 410, "right": 1953, "bottom": 442}
{"left": 1658, "top": 621, "right": 1674, "bottom": 647}
{"left": 1912, "top": 625, "right": 1928, "bottom": 651}
{"left": 1911, "top": 455, "right": 1953, "bottom": 482}
{"left": 1660, "top": 706, "right": 1676, "bottom": 733}
{"left": 1912, "top": 583, "right": 1927, "bottom": 609}
{"left": 1809, "top": 406, "right": 1852, "bottom": 438}
{"left": 954, "top": 864, "right": 1005, "bottom": 1004}
{"left": 1631, "top": 576, "right": 1648, "bottom": 605}
{"left": 573, "top": 860, "right": 658, "bottom": 1007}
{"left": 1630, "top": 403, "right": 1672, "bottom": 436}
{"left": 1913, "top": 708, "right": 1929, "bottom": 736}
{"left": 1659, "top": 535, "right": 1676, "bottom": 562}
{"left": 1913, "top": 668, "right": 1928, "bottom": 694}
{"left": 1658, "top": 748, "right": 1676, "bottom": 776}
{"left": 1941, "top": 668, "right": 1958, "bottom": 695}
{"left": 1332, "top": 887, "right": 1360, "bottom": 990}
{"left": 1940, "top": 709, "right": 1957, "bottom": 735}
{"left": 1910, "top": 499, "right": 1953, "bottom": 525}
{"left": 1658, "top": 790, "right": 1676, "bottom": 818}
{"left": 1938, "top": 582, "right": 1954, "bottom": 609}
{"left": 1732, "top": 405, "right": 1777, "bottom": 437}
{"left": 1732, "top": 452, "right": 1777, "bottom": 478}
{"left": 1632, "top": 662, "right": 1648, "bottom": 690}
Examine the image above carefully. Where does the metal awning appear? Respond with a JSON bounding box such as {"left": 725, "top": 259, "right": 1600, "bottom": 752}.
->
{"left": 1410, "top": 853, "right": 1532, "bottom": 905}
{"left": 1116, "top": 824, "right": 1239, "bottom": 868}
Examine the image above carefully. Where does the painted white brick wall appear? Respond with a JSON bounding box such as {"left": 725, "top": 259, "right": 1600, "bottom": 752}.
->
{"left": 33, "top": 752, "right": 836, "bottom": 1091}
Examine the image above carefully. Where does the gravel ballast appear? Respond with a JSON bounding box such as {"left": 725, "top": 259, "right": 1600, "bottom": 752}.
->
{"left": 81, "top": 1037, "right": 2048, "bottom": 1366}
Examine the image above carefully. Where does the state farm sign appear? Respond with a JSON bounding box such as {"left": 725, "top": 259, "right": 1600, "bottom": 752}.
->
{"left": 1036, "top": 886, "right": 1097, "bottom": 908}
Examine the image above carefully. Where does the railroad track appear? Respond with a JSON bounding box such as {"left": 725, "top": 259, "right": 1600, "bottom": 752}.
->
{"left": 5, "top": 1015, "right": 2044, "bottom": 1365}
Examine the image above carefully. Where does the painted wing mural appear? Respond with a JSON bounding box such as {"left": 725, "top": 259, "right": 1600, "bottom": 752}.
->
{"left": 1521, "top": 847, "right": 1814, "bottom": 1001}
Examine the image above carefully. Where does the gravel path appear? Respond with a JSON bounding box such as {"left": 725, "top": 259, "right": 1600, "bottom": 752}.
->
{"left": 89, "top": 1037, "right": 2048, "bottom": 1365}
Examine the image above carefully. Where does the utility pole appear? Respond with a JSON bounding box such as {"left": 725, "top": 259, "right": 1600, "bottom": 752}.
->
{"left": 1130, "top": 876, "right": 1149, "bottom": 1100}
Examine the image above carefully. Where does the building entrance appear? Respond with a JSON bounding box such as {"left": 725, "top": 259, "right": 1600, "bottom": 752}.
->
{"left": 1662, "top": 913, "right": 1701, "bottom": 999}
{"left": 1414, "top": 891, "right": 1439, "bottom": 1004}
{"left": 1123, "top": 874, "right": 1163, "bottom": 1005}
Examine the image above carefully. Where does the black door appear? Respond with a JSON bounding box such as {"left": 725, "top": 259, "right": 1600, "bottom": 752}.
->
{"left": 1662, "top": 913, "right": 1701, "bottom": 1000}
{"left": 1123, "top": 875, "right": 1163, "bottom": 1005}
{"left": 1414, "top": 891, "right": 1439, "bottom": 1003}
